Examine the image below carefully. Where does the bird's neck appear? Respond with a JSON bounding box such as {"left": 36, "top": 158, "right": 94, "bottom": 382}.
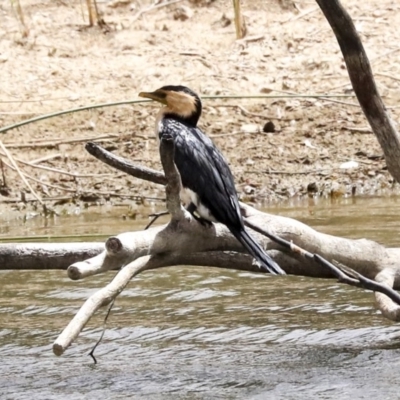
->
{"left": 154, "top": 107, "right": 200, "bottom": 141}
{"left": 158, "top": 106, "right": 200, "bottom": 127}
{"left": 154, "top": 108, "right": 165, "bottom": 141}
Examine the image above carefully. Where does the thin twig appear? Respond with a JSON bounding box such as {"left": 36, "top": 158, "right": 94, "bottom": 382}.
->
{"left": 248, "top": 169, "right": 331, "bottom": 176}
{"left": 88, "top": 297, "right": 116, "bottom": 364}
{"left": 271, "top": 88, "right": 360, "bottom": 107}
{"left": 145, "top": 211, "right": 169, "bottom": 230}
{"left": 0, "top": 155, "right": 164, "bottom": 201}
{"left": 0, "top": 140, "right": 59, "bottom": 214}
{"left": 0, "top": 150, "right": 114, "bottom": 178}
{"left": 0, "top": 157, "right": 78, "bottom": 193}
{"left": 370, "top": 47, "right": 400, "bottom": 63}
{"left": 3, "top": 134, "right": 119, "bottom": 149}
{"left": 342, "top": 126, "right": 372, "bottom": 133}
{"left": 375, "top": 72, "right": 400, "bottom": 83}
{"left": 0, "top": 147, "right": 166, "bottom": 201}
{"left": 86, "top": 0, "right": 94, "bottom": 26}
{"left": 0, "top": 95, "right": 355, "bottom": 137}
{"left": 29, "top": 154, "right": 62, "bottom": 165}
{"left": 0, "top": 140, "right": 43, "bottom": 205}
{"left": 0, "top": 100, "right": 146, "bottom": 135}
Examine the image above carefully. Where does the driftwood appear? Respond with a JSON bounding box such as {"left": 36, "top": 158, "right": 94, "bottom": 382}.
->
{"left": 52, "top": 0, "right": 400, "bottom": 355}
{"left": 0, "top": 242, "right": 103, "bottom": 270}
{"left": 51, "top": 138, "right": 400, "bottom": 356}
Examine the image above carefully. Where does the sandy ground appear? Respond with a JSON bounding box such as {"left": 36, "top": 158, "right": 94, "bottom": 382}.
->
{"left": 1, "top": 0, "right": 400, "bottom": 216}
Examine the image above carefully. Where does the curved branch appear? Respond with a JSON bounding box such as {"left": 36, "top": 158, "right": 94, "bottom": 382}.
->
{"left": 315, "top": 0, "right": 400, "bottom": 182}
{"left": 241, "top": 204, "right": 387, "bottom": 279}
{"left": 85, "top": 142, "right": 166, "bottom": 185}
{"left": 54, "top": 255, "right": 153, "bottom": 356}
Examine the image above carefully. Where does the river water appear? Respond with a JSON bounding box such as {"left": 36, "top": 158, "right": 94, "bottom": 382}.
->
{"left": 1, "top": 196, "right": 400, "bottom": 399}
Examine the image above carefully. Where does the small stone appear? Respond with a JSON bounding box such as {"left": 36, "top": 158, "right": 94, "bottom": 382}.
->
{"left": 307, "top": 182, "right": 318, "bottom": 193}
{"left": 173, "top": 6, "right": 193, "bottom": 21}
{"left": 219, "top": 13, "right": 231, "bottom": 28}
{"left": 245, "top": 158, "right": 254, "bottom": 165}
{"left": 244, "top": 185, "right": 256, "bottom": 194}
{"left": 263, "top": 121, "right": 275, "bottom": 133}
{"left": 241, "top": 124, "right": 259, "bottom": 133}
{"left": 339, "top": 160, "right": 358, "bottom": 170}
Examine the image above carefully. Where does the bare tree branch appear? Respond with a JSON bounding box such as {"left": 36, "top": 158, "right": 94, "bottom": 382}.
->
{"left": 0, "top": 243, "right": 104, "bottom": 270}
{"left": 85, "top": 142, "right": 166, "bottom": 185}
{"left": 50, "top": 130, "right": 400, "bottom": 356}
{"left": 54, "top": 255, "right": 154, "bottom": 356}
{"left": 315, "top": 0, "right": 400, "bottom": 182}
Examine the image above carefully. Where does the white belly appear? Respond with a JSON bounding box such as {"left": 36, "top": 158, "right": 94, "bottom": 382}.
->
{"left": 154, "top": 109, "right": 165, "bottom": 142}
{"left": 180, "top": 187, "right": 217, "bottom": 222}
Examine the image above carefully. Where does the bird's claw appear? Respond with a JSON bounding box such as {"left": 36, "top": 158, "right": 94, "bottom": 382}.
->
{"left": 193, "top": 214, "right": 213, "bottom": 228}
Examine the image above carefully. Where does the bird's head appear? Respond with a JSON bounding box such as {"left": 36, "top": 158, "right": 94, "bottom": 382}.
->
{"left": 139, "top": 85, "right": 202, "bottom": 127}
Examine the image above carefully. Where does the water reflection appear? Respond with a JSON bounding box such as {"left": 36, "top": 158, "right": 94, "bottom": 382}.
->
{"left": 1, "top": 197, "right": 400, "bottom": 399}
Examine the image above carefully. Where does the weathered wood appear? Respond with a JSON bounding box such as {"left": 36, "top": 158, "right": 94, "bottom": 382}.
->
{"left": 52, "top": 136, "right": 400, "bottom": 355}
{"left": 0, "top": 242, "right": 103, "bottom": 270}
{"left": 316, "top": 0, "right": 400, "bottom": 183}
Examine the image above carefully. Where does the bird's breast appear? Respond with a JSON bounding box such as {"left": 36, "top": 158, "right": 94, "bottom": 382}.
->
{"left": 154, "top": 109, "right": 165, "bottom": 142}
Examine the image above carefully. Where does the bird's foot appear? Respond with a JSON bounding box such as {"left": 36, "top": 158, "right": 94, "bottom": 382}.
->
{"left": 193, "top": 214, "right": 213, "bottom": 228}
{"left": 186, "top": 202, "right": 213, "bottom": 227}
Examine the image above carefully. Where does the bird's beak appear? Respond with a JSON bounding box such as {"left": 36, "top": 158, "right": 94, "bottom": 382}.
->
{"left": 138, "top": 89, "right": 168, "bottom": 105}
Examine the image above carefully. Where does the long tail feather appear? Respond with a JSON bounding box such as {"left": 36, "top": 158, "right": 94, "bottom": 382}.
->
{"left": 233, "top": 228, "right": 286, "bottom": 275}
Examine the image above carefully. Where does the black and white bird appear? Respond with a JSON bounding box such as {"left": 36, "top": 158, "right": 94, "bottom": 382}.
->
{"left": 139, "top": 85, "right": 285, "bottom": 275}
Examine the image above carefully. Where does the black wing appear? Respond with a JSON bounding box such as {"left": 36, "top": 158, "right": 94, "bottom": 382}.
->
{"left": 160, "top": 119, "right": 244, "bottom": 230}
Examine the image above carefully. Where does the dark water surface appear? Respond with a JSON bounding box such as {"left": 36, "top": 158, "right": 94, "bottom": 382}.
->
{"left": 1, "top": 196, "right": 400, "bottom": 399}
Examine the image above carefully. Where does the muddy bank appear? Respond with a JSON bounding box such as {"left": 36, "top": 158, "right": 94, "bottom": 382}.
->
{"left": 0, "top": 0, "right": 399, "bottom": 217}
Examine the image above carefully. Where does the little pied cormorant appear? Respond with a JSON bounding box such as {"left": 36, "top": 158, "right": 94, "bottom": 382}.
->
{"left": 139, "top": 85, "right": 285, "bottom": 275}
